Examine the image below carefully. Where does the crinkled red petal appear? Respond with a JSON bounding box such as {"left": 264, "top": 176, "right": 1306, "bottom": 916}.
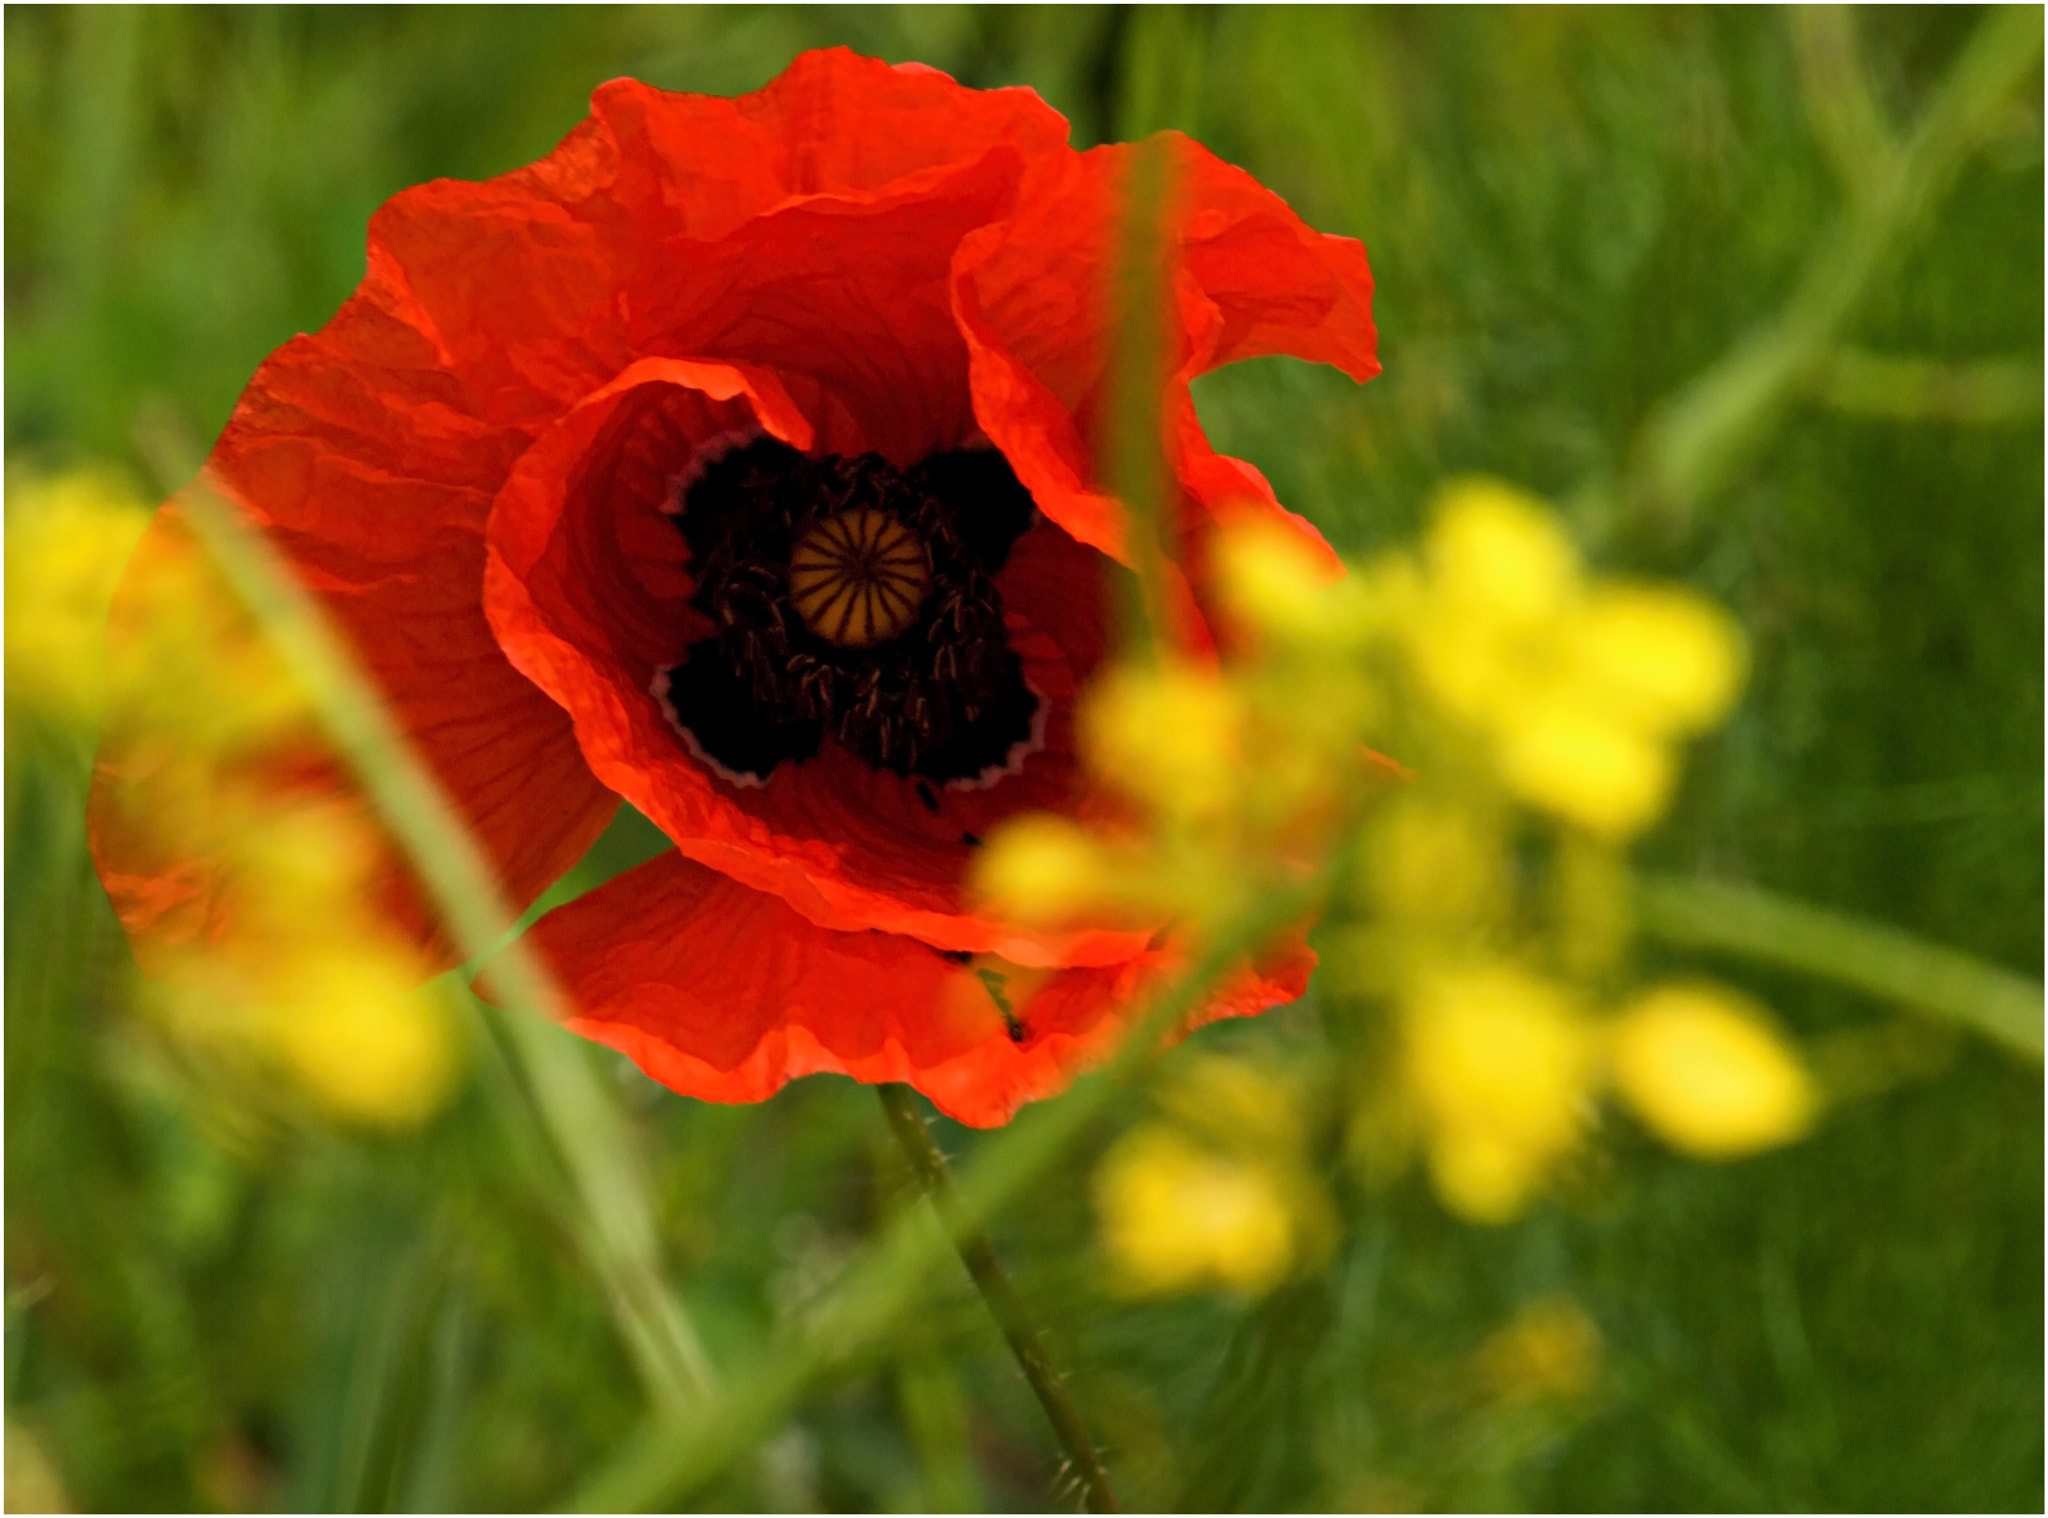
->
{"left": 522, "top": 848, "right": 1315, "bottom": 1128}
{"left": 359, "top": 51, "right": 1072, "bottom": 431}
{"left": 953, "top": 131, "right": 1376, "bottom": 567}
{"left": 90, "top": 269, "right": 623, "bottom": 971}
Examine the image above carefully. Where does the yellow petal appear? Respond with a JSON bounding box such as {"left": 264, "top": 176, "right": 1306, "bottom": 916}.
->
{"left": 1567, "top": 584, "right": 1746, "bottom": 736}
{"left": 1609, "top": 984, "right": 1816, "bottom": 1157}
{"left": 1496, "top": 699, "right": 1673, "bottom": 838}
{"left": 1094, "top": 1127, "right": 1297, "bottom": 1295}
{"left": 1427, "top": 1125, "right": 1550, "bottom": 1224}
{"left": 972, "top": 815, "right": 1112, "bottom": 923}
{"left": 1406, "top": 964, "right": 1593, "bottom": 1145}
{"left": 1080, "top": 660, "right": 1241, "bottom": 818}
{"left": 1424, "top": 477, "right": 1581, "bottom": 632}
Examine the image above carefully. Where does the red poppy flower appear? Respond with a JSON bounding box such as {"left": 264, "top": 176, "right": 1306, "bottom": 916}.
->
{"left": 90, "top": 49, "right": 1378, "bottom": 1127}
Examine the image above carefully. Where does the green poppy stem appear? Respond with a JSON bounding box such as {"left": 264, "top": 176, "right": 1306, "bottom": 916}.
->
{"left": 876, "top": 1083, "right": 1123, "bottom": 1514}
{"left": 569, "top": 869, "right": 1329, "bottom": 1512}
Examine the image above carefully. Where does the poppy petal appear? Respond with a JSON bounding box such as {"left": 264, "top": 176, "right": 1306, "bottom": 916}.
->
{"left": 524, "top": 848, "right": 1315, "bottom": 1128}
{"left": 90, "top": 247, "right": 627, "bottom": 971}
{"left": 952, "top": 131, "right": 1376, "bottom": 563}
{"left": 357, "top": 51, "right": 1074, "bottom": 430}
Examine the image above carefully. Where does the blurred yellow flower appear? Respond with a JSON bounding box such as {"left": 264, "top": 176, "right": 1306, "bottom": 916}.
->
{"left": 135, "top": 777, "right": 463, "bottom": 1129}
{"left": 269, "top": 947, "right": 459, "bottom": 1128}
{"left": 1566, "top": 585, "right": 1746, "bottom": 738}
{"left": 1408, "top": 619, "right": 1528, "bottom": 729}
{"left": 228, "top": 797, "right": 382, "bottom": 943}
{"left": 1391, "top": 478, "right": 1748, "bottom": 841}
{"left": 110, "top": 533, "right": 315, "bottom": 753}
{"left": 1405, "top": 963, "right": 1596, "bottom": 1223}
{"left": 1095, "top": 1126, "right": 1298, "bottom": 1295}
{"left": 1426, "top": 1128, "right": 1558, "bottom": 1227}
{"left": 1402, "top": 481, "right": 1585, "bottom": 736}
{"left": 1081, "top": 660, "right": 1241, "bottom": 819}
{"left": 973, "top": 814, "right": 1116, "bottom": 924}
{"left": 1494, "top": 696, "right": 1674, "bottom": 838}
{"left": 1609, "top": 984, "right": 1815, "bottom": 1157}
{"left": 5, "top": 465, "right": 152, "bottom": 725}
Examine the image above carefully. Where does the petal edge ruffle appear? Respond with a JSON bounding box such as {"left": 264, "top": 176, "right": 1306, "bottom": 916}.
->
{"left": 519, "top": 849, "right": 1314, "bottom": 1128}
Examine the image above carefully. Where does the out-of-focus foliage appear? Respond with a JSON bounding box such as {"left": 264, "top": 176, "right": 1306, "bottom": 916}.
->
{"left": 982, "top": 483, "right": 1808, "bottom": 1233}
{"left": 6, "top": 7, "right": 2040, "bottom": 1514}
{"left": 4, "top": 466, "right": 150, "bottom": 727}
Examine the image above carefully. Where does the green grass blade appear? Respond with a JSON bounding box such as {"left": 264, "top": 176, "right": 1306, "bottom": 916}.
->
{"left": 1634, "top": 4, "right": 2044, "bottom": 520}
{"left": 171, "top": 475, "right": 716, "bottom": 1411}
{"left": 1636, "top": 873, "right": 2043, "bottom": 1059}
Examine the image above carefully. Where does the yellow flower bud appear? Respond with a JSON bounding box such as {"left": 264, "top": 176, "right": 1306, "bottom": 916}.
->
{"left": 1566, "top": 585, "right": 1746, "bottom": 737}
{"left": 1496, "top": 698, "right": 1673, "bottom": 838}
{"left": 1425, "top": 478, "right": 1581, "bottom": 632}
{"left": 1095, "top": 1126, "right": 1297, "bottom": 1295}
{"left": 1608, "top": 984, "right": 1815, "bottom": 1158}
{"left": 1080, "top": 660, "right": 1240, "bottom": 817}
{"left": 972, "top": 815, "right": 1112, "bottom": 923}
{"left": 1427, "top": 1126, "right": 1553, "bottom": 1225}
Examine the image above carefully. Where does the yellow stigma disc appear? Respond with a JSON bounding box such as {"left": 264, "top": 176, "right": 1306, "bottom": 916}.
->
{"left": 788, "top": 509, "right": 931, "bottom": 649}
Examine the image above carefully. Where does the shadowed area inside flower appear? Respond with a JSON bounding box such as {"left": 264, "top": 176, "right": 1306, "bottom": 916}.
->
{"left": 482, "top": 361, "right": 1149, "bottom": 968}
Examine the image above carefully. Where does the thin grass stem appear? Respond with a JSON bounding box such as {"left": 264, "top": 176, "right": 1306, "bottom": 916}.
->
{"left": 1634, "top": 4, "right": 2042, "bottom": 521}
{"left": 1636, "top": 873, "right": 2043, "bottom": 1059}
{"left": 169, "top": 473, "right": 716, "bottom": 1410}
{"left": 1108, "top": 131, "right": 1176, "bottom": 663}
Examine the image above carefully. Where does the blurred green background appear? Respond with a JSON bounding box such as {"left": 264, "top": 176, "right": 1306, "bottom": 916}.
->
{"left": 6, "top": 6, "right": 2041, "bottom": 1512}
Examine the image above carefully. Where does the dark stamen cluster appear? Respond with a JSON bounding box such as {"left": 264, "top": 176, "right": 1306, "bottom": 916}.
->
{"left": 662, "top": 438, "right": 1039, "bottom": 785}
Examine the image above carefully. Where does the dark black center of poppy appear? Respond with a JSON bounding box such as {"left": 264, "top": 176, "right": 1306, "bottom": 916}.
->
{"left": 659, "top": 438, "right": 1040, "bottom": 786}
